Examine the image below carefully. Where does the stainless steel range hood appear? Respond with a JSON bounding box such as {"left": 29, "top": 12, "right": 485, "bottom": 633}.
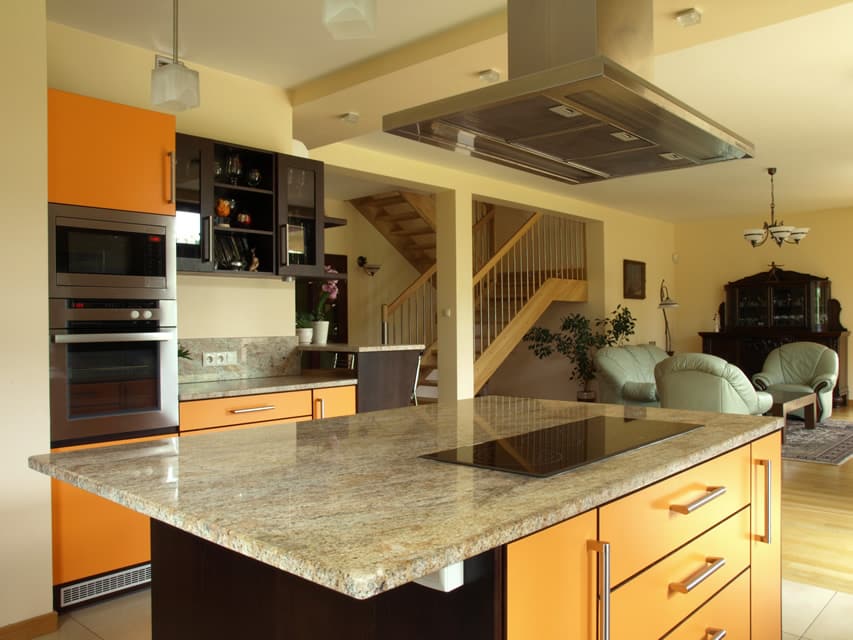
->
{"left": 383, "top": 0, "right": 754, "bottom": 185}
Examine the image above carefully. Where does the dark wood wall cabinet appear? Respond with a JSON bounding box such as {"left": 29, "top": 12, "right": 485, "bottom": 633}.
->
{"left": 174, "top": 133, "right": 326, "bottom": 278}
{"left": 701, "top": 266, "right": 849, "bottom": 405}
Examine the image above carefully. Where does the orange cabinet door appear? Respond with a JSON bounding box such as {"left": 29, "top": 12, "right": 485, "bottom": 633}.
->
{"left": 751, "top": 431, "right": 782, "bottom": 640}
{"left": 48, "top": 89, "right": 175, "bottom": 215}
{"left": 51, "top": 435, "right": 172, "bottom": 585}
{"left": 506, "top": 510, "right": 597, "bottom": 640}
{"left": 313, "top": 385, "right": 357, "bottom": 419}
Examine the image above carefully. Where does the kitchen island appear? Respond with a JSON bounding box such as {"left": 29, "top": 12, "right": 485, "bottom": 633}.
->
{"left": 29, "top": 397, "right": 782, "bottom": 639}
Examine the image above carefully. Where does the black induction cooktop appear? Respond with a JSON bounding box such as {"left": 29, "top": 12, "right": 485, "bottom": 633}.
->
{"left": 421, "top": 416, "right": 703, "bottom": 477}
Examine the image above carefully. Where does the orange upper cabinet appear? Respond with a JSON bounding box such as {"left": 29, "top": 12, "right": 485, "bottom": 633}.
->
{"left": 48, "top": 89, "right": 176, "bottom": 215}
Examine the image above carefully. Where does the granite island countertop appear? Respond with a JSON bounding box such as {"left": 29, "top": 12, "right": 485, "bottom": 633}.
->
{"left": 298, "top": 343, "right": 425, "bottom": 353}
{"left": 29, "top": 396, "right": 782, "bottom": 600}
{"left": 178, "top": 374, "right": 358, "bottom": 401}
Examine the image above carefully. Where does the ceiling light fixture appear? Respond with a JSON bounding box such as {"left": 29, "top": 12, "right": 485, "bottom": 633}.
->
{"left": 744, "top": 168, "right": 809, "bottom": 248}
{"left": 340, "top": 111, "right": 360, "bottom": 124}
{"left": 675, "top": 8, "right": 703, "bottom": 27}
{"left": 150, "top": 0, "right": 199, "bottom": 112}
{"left": 323, "top": 0, "right": 376, "bottom": 40}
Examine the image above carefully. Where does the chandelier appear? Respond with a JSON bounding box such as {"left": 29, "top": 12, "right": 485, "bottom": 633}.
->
{"left": 743, "top": 168, "right": 808, "bottom": 248}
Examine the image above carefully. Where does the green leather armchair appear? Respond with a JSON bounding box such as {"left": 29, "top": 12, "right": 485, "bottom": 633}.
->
{"left": 594, "top": 344, "right": 669, "bottom": 406}
{"left": 752, "top": 342, "right": 839, "bottom": 420}
{"left": 654, "top": 353, "right": 773, "bottom": 415}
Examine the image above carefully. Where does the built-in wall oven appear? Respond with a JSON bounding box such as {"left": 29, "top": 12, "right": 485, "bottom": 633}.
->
{"left": 49, "top": 298, "right": 178, "bottom": 447}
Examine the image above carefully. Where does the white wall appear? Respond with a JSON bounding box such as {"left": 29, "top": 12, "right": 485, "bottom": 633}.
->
{"left": 0, "top": 0, "right": 53, "bottom": 627}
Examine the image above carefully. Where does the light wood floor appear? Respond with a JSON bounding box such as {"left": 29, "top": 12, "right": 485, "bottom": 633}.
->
{"left": 781, "top": 403, "right": 853, "bottom": 594}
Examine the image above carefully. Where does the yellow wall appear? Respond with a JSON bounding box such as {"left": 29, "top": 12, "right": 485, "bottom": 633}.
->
{"left": 1, "top": 0, "right": 53, "bottom": 627}
{"left": 323, "top": 198, "right": 420, "bottom": 344}
{"left": 674, "top": 207, "right": 853, "bottom": 375}
{"left": 47, "top": 22, "right": 296, "bottom": 338}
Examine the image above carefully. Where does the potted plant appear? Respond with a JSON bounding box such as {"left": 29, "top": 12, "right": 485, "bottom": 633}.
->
{"left": 523, "top": 305, "right": 636, "bottom": 401}
{"left": 295, "top": 312, "right": 314, "bottom": 345}
{"left": 312, "top": 266, "right": 339, "bottom": 345}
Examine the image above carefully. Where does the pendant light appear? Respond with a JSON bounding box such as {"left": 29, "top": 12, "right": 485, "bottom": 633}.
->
{"left": 743, "top": 168, "right": 808, "bottom": 248}
{"left": 151, "top": 0, "right": 199, "bottom": 111}
{"left": 323, "top": 0, "right": 376, "bottom": 39}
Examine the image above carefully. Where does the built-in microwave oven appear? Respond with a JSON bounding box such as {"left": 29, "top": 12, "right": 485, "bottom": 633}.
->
{"left": 49, "top": 203, "right": 176, "bottom": 300}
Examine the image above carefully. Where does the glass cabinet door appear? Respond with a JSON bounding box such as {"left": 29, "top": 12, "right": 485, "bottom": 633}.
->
{"left": 735, "top": 286, "right": 769, "bottom": 327}
{"left": 175, "top": 134, "right": 214, "bottom": 272}
{"left": 277, "top": 155, "right": 325, "bottom": 277}
{"left": 771, "top": 285, "right": 806, "bottom": 327}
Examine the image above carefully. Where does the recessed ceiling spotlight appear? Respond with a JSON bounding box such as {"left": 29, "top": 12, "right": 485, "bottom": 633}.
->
{"left": 675, "top": 8, "right": 702, "bottom": 27}
{"left": 478, "top": 68, "right": 501, "bottom": 83}
{"left": 340, "top": 111, "right": 360, "bottom": 124}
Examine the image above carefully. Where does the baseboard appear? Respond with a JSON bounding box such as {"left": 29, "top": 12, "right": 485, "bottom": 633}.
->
{"left": 0, "top": 611, "right": 58, "bottom": 640}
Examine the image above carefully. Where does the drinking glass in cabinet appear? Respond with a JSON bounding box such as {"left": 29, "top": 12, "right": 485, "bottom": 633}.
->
{"left": 226, "top": 153, "right": 242, "bottom": 184}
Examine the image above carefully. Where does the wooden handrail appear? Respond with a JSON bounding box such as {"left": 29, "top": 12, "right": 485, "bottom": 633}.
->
{"left": 386, "top": 264, "right": 438, "bottom": 316}
{"left": 472, "top": 207, "right": 497, "bottom": 235}
{"left": 472, "top": 212, "right": 542, "bottom": 286}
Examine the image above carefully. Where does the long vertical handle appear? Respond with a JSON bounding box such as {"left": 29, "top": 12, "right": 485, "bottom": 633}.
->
{"left": 280, "top": 225, "right": 289, "bottom": 267}
{"left": 167, "top": 151, "right": 176, "bottom": 204}
{"left": 202, "top": 216, "right": 213, "bottom": 263}
{"left": 588, "top": 541, "right": 610, "bottom": 640}
{"left": 757, "top": 459, "right": 772, "bottom": 544}
{"left": 315, "top": 397, "right": 325, "bottom": 419}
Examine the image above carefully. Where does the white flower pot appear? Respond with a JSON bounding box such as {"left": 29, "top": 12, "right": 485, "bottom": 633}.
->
{"left": 311, "top": 321, "right": 330, "bottom": 345}
{"left": 295, "top": 327, "right": 313, "bottom": 345}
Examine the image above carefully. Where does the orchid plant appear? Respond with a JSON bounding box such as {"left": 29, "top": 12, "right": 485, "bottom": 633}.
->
{"left": 314, "top": 265, "right": 339, "bottom": 321}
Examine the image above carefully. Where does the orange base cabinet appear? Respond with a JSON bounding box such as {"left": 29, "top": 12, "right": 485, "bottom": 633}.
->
{"left": 506, "top": 510, "right": 597, "bottom": 640}
{"left": 751, "top": 431, "right": 782, "bottom": 640}
{"left": 313, "top": 385, "right": 357, "bottom": 419}
{"left": 51, "top": 435, "right": 173, "bottom": 600}
{"left": 665, "top": 569, "right": 751, "bottom": 640}
{"left": 179, "top": 390, "right": 313, "bottom": 433}
{"left": 48, "top": 89, "right": 175, "bottom": 215}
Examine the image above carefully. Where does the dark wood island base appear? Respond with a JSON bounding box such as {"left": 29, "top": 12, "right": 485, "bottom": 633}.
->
{"left": 150, "top": 520, "right": 502, "bottom": 640}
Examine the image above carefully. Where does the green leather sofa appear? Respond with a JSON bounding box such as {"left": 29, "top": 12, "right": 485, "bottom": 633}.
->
{"left": 654, "top": 353, "right": 773, "bottom": 415}
{"left": 594, "top": 344, "right": 669, "bottom": 406}
{"left": 752, "top": 341, "right": 839, "bottom": 421}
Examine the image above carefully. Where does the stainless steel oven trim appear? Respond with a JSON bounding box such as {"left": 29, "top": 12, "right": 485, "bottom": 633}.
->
{"left": 49, "top": 326, "right": 178, "bottom": 446}
{"left": 49, "top": 203, "right": 176, "bottom": 300}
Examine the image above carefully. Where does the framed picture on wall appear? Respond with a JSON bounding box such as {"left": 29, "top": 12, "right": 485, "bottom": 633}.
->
{"left": 623, "top": 260, "right": 646, "bottom": 299}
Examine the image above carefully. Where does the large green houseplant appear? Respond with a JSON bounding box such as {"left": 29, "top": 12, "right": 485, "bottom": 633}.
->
{"left": 523, "top": 305, "right": 636, "bottom": 400}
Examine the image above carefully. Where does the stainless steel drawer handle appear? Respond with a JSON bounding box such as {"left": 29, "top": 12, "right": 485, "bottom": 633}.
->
{"left": 670, "top": 486, "right": 727, "bottom": 514}
{"left": 706, "top": 628, "right": 727, "bottom": 640}
{"left": 757, "top": 459, "right": 772, "bottom": 544}
{"left": 588, "top": 541, "right": 611, "bottom": 640}
{"left": 669, "top": 556, "right": 726, "bottom": 594}
{"left": 231, "top": 405, "right": 275, "bottom": 414}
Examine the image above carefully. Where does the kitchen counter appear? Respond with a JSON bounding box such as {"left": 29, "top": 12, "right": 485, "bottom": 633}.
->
{"left": 178, "top": 374, "right": 357, "bottom": 402}
{"left": 298, "top": 343, "right": 424, "bottom": 353}
{"left": 29, "top": 397, "right": 781, "bottom": 602}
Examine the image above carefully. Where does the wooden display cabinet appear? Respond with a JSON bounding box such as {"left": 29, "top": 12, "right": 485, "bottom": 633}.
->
{"left": 702, "top": 265, "right": 849, "bottom": 405}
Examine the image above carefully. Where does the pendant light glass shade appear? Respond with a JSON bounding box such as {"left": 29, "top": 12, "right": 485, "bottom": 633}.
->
{"left": 151, "top": 62, "right": 199, "bottom": 111}
{"left": 323, "top": 0, "right": 376, "bottom": 39}
{"left": 151, "top": 0, "right": 199, "bottom": 112}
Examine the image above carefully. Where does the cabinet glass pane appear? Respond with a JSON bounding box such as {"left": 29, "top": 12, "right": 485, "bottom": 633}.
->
{"left": 175, "top": 141, "right": 202, "bottom": 261}
{"left": 285, "top": 167, "right": 317, "bottom": 266}
{"left": 771, "top": 286, "right": 806, "bottom": 327}
{"left": 736, "top": 286, "right": 768, "bottom": 327}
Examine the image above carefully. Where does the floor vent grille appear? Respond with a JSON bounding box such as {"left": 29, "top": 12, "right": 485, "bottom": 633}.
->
{"left": 60, "top": 564, "right": 151, "bottom": 608}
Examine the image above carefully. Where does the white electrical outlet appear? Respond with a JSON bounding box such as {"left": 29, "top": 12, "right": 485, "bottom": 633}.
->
{"left": 202, "top": 351, "right": 235, "bottom": 367}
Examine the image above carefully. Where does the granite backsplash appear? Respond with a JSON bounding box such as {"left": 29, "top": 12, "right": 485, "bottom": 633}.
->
{"left": 178, "top": 336, "right": 300, "bottom": 383}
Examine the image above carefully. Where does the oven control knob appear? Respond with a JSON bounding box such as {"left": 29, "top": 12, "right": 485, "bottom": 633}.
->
{"left": 142, "top": 310, "right": 153, "bottom": 320}
{"left": 130, "top": 310, "right": 140, "bottom": 319}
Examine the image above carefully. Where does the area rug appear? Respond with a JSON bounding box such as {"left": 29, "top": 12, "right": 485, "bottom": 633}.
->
{"left": 782, "top": 418, "right": 853, "bottom": 465}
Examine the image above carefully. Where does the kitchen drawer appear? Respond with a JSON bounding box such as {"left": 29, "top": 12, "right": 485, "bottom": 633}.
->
{"left": 179, "top": 390, "right": 312, "bottom": 432}
{"left": 663, "top": 569, "right": 750, "bottom": 640}
{"left": 611, "top": 507, "right": 751, "bottom": 640}
{"left": 181, "top": 415, "right": 310, "bottom": 436}
{"left": 600, "top": 444, "right": 750, "bottom": 586}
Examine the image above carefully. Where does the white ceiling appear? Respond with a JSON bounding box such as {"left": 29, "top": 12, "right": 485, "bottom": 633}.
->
{"left": 46, "top": 1, "right": 853, "bottom": 222}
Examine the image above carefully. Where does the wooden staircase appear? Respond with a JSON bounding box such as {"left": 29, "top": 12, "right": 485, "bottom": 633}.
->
{"left": 355, "top": 198, "right": 588, "bottom": 402}
{"left": 348, "top": 191, "right": 436, "bottom": 274}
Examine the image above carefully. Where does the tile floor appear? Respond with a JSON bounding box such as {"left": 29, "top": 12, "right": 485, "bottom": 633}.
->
{"left": 34, "top": 579, "right": 852, "bottom": 639}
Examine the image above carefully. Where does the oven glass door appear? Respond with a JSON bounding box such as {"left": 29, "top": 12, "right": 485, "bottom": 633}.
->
{"left": 50, "top": 328, "right": 178, "bottom": 446}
